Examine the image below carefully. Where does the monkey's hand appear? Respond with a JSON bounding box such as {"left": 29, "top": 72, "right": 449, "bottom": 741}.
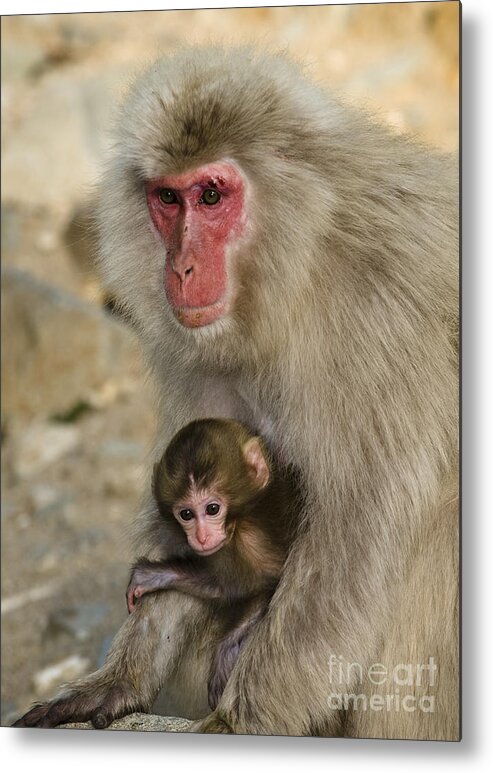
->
{"left": 189, "top": 711, "right": 234, "bottom": 734}
{"left": 126, "top": 578, "right": 145, "bottom": 613}
{"left": 126, "top": 562, "right": 170, "bottom": 613}
{"left": 12, "top": 682, "right": 140, "bottom": 730}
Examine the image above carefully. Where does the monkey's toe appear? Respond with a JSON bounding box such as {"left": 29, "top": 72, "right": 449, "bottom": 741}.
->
{"left": 92, "top": 710, "right": 112, "bottom": 729}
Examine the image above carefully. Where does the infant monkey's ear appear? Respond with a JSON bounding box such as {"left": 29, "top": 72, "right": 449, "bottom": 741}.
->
{"left": 243, "top": 437, "right": 270, "bottom": 489}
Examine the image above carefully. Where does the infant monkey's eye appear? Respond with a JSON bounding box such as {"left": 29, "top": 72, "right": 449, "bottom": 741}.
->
{"left": 179, "top": 509, "right": 194, "bottom": 521}
{"left": 206, "top": 503, "right": 220, "bottom": 516}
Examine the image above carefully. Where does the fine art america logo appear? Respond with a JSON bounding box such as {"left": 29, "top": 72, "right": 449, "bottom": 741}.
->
{"left": 327, "top": 655, "right": 438, "bottom": 713}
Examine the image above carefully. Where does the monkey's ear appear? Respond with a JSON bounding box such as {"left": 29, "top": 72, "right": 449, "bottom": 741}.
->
{"left": 243, "top": 438, "right": 270, "bottom": 489}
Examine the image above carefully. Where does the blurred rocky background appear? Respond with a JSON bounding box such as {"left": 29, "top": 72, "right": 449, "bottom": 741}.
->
{"left": 1, "top": 3, "right": 459, "bottom": 726}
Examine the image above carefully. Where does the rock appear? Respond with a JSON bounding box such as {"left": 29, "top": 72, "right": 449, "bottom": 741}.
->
{"left": 100, "top": 439, "right": 144, "bottom": 459}
{"left": 103, "top": 464, "right": 144, "bottom": 498}
{"left": 79, "top": 527, "right": 106, "bottom": 548}
{"left": 100, "top": 440, "right": 145, "bottom": 497}
{"left": 29, "top": 483, "right": 62, "bottom": 511}
{"left": 0, "top": 499, "right": 18, "bottom": 520}
{"left": 1, "top": 71, "right": 114, "bottom": 216}
{"left": 32, "top": 655, "right": 90, "bottom": 695}
{"left": 1, "top": 203, "right": 91, "bottom": 301}
{"left": 1, "top": 580, "right": 58, "bottom": 615}
{"left": 96, "top": 634, "right": 114, "bottom": 668}
{"left": 1, "top": 204, "right": 23, "bottom": 254}
{"left": 0, "top": 39, "right": 48, "bottom": 80}
{"left": 29, "top": 483, "right": 70, "bottom": 516}
{"left": 46, "top": 602, "right": 110, "bottom": 642}
{"left": 1, "top": 267, "right": 141, "bottom": 428}
{"left": 13, "top": 423, "right": 80, "bottom": 478}
{"left": 61, "top": 713, "right": 194, "bottom": 733}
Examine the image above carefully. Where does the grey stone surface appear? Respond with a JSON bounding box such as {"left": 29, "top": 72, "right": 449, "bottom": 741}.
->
{"left": 61, "top": 713, "right": 194, "bottom": 733}
{"left": 1, "top": 266, "right": 140, "bottom": 428}
{"left": 46, "top": 602, "right": 110, "bottom": 642}
{"left": 1, "top": 72, "right": 114, "bottom": 215}
{"left": 13, "top": 424, "right": 81, "bottom": 478}
{"left": 32, "top": 655, "right": 90, "bottom": 695}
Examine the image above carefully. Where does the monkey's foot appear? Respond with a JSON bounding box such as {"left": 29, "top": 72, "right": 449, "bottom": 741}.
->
{"left": 12, "top": 684, "right": 140, "bottom": 729}
{"left": 189, "top": 711, "right": 234, "bottom": 734}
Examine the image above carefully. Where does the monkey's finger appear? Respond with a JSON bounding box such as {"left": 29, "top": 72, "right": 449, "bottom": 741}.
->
{"left": 90, "top": 705, "right": 127, "bottom": 730}
{"left": 40, "top": 698, "right": 93, "bottom": 728}
{"left": 13, "top": 697, "right": 90, "bottom": 728}
{"left": 90, "top": 686, "right": 133, "bottom": 729}
{"left": 12, "top": 703, "right": 51, "bottom": 727}
{"left": 126, "top": 587, "right": 142, "bottom": 613}
{"left": 91, "top": 708, "right": 113, "bottom": 729}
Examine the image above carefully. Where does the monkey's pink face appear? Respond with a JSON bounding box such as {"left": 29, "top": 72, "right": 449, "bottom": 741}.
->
{"left": 146, "top": 161, "right": 247, "bottom": 328}
{"left": 173, "top": 489, "right": 231, "bottom": 556}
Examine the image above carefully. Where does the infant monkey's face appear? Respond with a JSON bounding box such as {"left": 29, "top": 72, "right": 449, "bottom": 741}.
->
{"left": 173, "top": 485, "right": 232, "bottom": 556}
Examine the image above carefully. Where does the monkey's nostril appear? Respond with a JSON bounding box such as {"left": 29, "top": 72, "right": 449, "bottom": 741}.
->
{"left": 184, "top": 266, "right": 193, "bottom": 276}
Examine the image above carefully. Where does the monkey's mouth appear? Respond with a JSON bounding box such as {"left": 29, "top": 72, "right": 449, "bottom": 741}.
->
{"left": 195, "top": 540, "right": 227, "bottom": 556}
{"left": 172, "top": 300, "right": 229, "bottom": 328}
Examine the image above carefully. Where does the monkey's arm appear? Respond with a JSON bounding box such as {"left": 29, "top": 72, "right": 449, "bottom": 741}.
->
{"left": 208, "top": 594, "right": 269, "bottom": 711}
{"left": 13, "top": 592, "right": 218, "bottom": 729}
{"left": 127, "top": 558, "right": 224, "bottom": 612}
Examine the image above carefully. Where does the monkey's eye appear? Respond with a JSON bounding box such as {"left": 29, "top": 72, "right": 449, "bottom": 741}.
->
{"left": 179, "top": 509, "right": 194, "bottom": 521}
{"left": 159, "top": 189, "right": 178, "bottom": 205}
{"left": 205, "top": 503, "right": 220, "bottom": 516}
{"left": 201, "top": 189, "right": 221, "bottom": 206}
